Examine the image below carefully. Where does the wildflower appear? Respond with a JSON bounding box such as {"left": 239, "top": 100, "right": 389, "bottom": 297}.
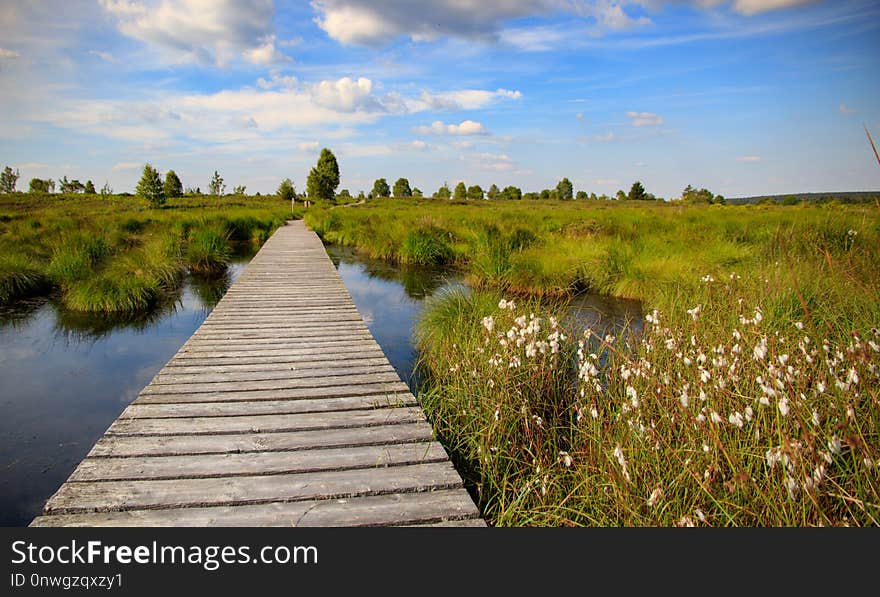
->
{"left": 700, "top": 368, "right": 711, "bottom": 383}
{"left": 710, "top": 411, "right": 723, "bottom": 424}
{"left": 744, "top": 406, "right": 754, "bottom": 421}
{"left": 695, "top": 509, "right": 707, "bottom": 523}
{"left": 494, "top": 408, "right": 500, "bottom": 421}
{"left": 753, "top": 338, "right": 767, "bottom": 361}
{"left": 481, "top": 315, "right": 494, "bottom": 332}
{"left": 811, "top": 410, "right": 820, "bottom": 426}
{"left": 701, "top": 274, "right": 715, "bottom": 283}
{"left": 613, "top": 444, "right": 631, "bottom": 482}
{"left": 647, "top": 487, "right": 663, "bottom": 508}
{"left": 626, "top": 385, "right": 639, "bottom": 408}
{"left": 590, "top": 406, "right": 598, "bottom": 419}
{"left": 785, "top": 476, "right": 799, "bottom": 499}
{"left": 828, "top": 437, "right": 842, "bottom": 455}
{"left": 687, "top": 305, "right": 701, "bottom": 321}
{"left": 795, "top": 321, "right": 804, "bottom": 330}
{"left": 729, "top": 411, "right": 744, "bottom": 428}
{"left": 846, "top": 367, "right": 859, "bottom": 386}
{"left": 847, "top": 229, "right": 858, "bottom": 237}
{"left": 677, "top": 516, "right": 696, "bottom": 527}
{"left": 702, "top": 443, "right": 710, "bottom": 453}
{"left": 559, "top": 451, "right": 572, "bottom": 468}
{"left": 679, "top": 387, "right": 690, "bottom": 408}
{"left": 778, "top": 397, "right": 790, "bottom": 417}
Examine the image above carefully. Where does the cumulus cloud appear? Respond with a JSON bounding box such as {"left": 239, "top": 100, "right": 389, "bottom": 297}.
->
{"left": 99, "top": 0, "right": 287, "bottom": 66}
{"left": 626, "top": 111, "right": 664, "bottom": 127}
{"left": 408, "top": 140, "right": 431, "bottom": 151}
{"left": 298, "top": 141, "right": 320, "bottom": 151}
{"left": 413, "top": 120, "right": 489, "bottom": 136}
{"left": 473, "top": 151, "right": 514, "bottom": 171}
{"left": 736, "top": 155, "right": 761, "bottom": 162}
{"left": 416, "top": 88, "right": 521, "bottom": 111}
{"left": 309, "top": 76, "right": 384, "bottom": 112}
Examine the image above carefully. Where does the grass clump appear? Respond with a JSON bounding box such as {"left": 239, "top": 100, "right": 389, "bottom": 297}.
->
{"left": 400, "top": 227, "right": 454, "bottom": 266}
{"left": 187, "top": 227, "right": 232, "bottom": 274}
{"left": 46, "top": 233, "right": 111, "bottom": 287}
{"left": 0, "top": 255, "right": 49, "bottom": 303}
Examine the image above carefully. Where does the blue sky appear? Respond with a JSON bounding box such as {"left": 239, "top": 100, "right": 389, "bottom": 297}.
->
{"left": 0, "top": 0, "right": 878, "bottom": 198}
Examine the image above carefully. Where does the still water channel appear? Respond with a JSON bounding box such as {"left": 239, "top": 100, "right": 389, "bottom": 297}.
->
{"left": 0, "top": 245, "right": 641, "bottom": 526}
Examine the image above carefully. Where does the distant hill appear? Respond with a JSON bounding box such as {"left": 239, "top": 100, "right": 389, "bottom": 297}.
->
{"left": 726, "top": 191, "right": 880, "bottom": 205}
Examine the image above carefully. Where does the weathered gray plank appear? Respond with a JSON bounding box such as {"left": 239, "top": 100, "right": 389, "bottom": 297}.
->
{"left": 70, "top": 442, "right": 447, "bottom": 481}
{"left": 122, "top": 393, "right": 415, "bottom": 418}
{"left": 136, "top": 382, "right": 413, "bottom": 404}
{"left": 87, "top": 422, "right": 436, "bottom": 458}
{"left": 140, "top": 371, "right": 403, "bottom": 395}
{"left": 150, "top": 364, "right": 396, "bottom": 386}
{"left": 107, "top": 406, "right": 427, "bottom": 435}
{"left": 31, "top": 490, "right": 481, "bottom": 527}
{"left": 159, "top": 354, "right": 389, "bottom": 374}
{"left": 44, "top": 462, "right": 465, "bottom": 514}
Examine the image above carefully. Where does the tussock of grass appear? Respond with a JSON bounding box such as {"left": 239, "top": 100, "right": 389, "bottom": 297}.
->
{"left": 400, "top": 227, "right": 454, "bottom": 266}
{"left": 187, "top": 227, "right": 232, "bottom": 274}
{"left": 0, "top": 255, "right": 49, "bottom": 303}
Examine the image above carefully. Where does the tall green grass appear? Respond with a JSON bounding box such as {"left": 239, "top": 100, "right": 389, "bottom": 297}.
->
{"left": 0, "top": 193, "right": 295, "bottom": 312}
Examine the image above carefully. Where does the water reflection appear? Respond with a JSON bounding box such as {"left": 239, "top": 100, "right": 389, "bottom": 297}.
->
{"left": 0, "top": 261, "right": 249, "bottom": 526}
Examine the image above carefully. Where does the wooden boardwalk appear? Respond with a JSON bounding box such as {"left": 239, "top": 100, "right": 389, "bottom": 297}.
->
{"left": 30, "top": 221, "right": 483, "bottom": 527}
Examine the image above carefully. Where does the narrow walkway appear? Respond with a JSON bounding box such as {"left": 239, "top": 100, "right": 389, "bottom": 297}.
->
{"left": 31, "top": 221, "right": 483, "bottom": 527}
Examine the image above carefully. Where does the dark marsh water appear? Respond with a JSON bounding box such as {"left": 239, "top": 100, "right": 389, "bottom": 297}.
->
{"left": 0, "top": 244, "right": 641, "bottom": 526}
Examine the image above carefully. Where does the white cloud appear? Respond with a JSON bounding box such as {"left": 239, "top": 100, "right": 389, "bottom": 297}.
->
{"left": 473, "top": 151, "right": 514, "bottom": 171}
{"left": 309, "top": 76, "right": 383, "bottom": 112}
{"left": 100, "top": 0, "right": 285, "bottom": 66}
{"left": 413, "top": 120, "right": 489, "bottom": 136}
{"left": 312, "top": 1, "right": 662, "bottom": 46}
{"left": 452, "top": 140, "right": 474, "bottom": 149}
{"left": 626, "top": 111, "right": 664, "bottom": 127}
{"left": 89, "top": 50, "right": 119, "bottom": 63}
{"left": 257, "top": 73, "right": 298, "bottom": 90}
{"left": 736, "top": 155, "right": 761, "bottom": 162}
{"left": 416, "top": 88, "right": 522, "bottom": 111}
{"left": 408, "top": 140, "right": 431, "bottom": 151}
{"left": 838, "top": 102, "right": 856, "bottom": 114}
{"left": 730, "top": 1, "right": 819, "bottom": 16}
{"left": 0, "top": 48, "right": 20, "bottom": 60}
{"left": 298, "top": 141, "right": 320, "bottom": 151}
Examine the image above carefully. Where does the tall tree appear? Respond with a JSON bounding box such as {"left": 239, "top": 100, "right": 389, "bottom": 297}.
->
{"left": 467, "top": 184, "right": 484, "bottom": 200}
{"left": 100, "top": 181, "right": 113, "bottom": 198}
{"left": 28, "top": 178, "right": 54, "bottom": 193}
{"left": 371, "top": 178, "right": 390, "bottom": 198}
{"left": 84, "top": 180, "right": 96, "bottom": 194}
{"left": 136, "top": 163, "right": 165, "bottom": 208}
{"left": 487, "top": 184, "right": 500, "bottom": 200}
{"left": 576, "top": 190, "right": 588, "bottom": 200}
{"left": 500, "top": 185, "right": 522, "bottom": 201}
{"left": 277, "top": 178, "right": 296, "bottom": 202}
{"left": 0, "top": 166, "right": 20, "bottom": 193}
{"left": 453, "top": 182, "right": 467, "bottom": 200}
{"left": 393, "top": 177, "right": 412, "bottom": 198}
{"left": 629, "top": 181, "right": 647, "bottom": 201}
{"left": 232, "top": 185, "right": 246, "bottom": 195}
{"left": 208, "top": 170, "right": 225, "bottom": 196}
{"left": 164, "top": 170, "right": 183, "bottom": 198}
{"left": 412, "top": 187, "right": 423, "bottom": 198}
{"left": 556, "top": 177, "right": 573, "bottom": 200}
{"left": 434, "top": 183, "right": 451, "bottom": 199}
{"left": 306, "top": 148, "right": 340, "bottom": 201}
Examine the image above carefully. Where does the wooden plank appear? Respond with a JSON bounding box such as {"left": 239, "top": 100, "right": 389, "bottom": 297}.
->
{"left": 149, "top": 364, "right": 397, "bottom": 386}
{"left": 107, "top": 406, "right": 427, "bottom": 435}
{"left": 140, "top": 371, "right": 403, "bottom": 395}
{"left": 159, "top": 354, "right": 389, "bottom": 374}
{"left": 122, "top": 393, "right": 416, "bottom": 419}
{"left": 136, "top": 382, "right": 413, "bottom": 404}
{"left": 43, "top": 462, "right": 465, "bottom": 514}
{"left": 87, "top": 422, "right": 436, "bottom": 458}
{"left": 31, "top": 490, "right": 481, "bottom": 527}
{"left": 69, "top": 442, "right": 448, "bottom": 481}
{"left": 163, "top": 350, "right": 388, "bottom": 368}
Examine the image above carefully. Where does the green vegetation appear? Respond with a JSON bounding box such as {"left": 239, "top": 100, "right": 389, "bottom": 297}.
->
{"left": 136, "top": 164, "right": 165, "bottom": 208}
{"left": 306, "top": 148, "right": 341, "bottom": 201}
{"left": 308, "top": 198, "right": 879, "bottom": 525}
{"left": 0, "top": 193, "right": 297, "bottom": 312}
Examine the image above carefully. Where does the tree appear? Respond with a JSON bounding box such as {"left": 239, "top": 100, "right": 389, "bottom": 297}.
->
{"left": 136, "top": 163, "right": 165, "bottom": 208}
{"left": 1, "top": 166, "right": 20, "bottom": 193}
{"left": 576, "top": 190, "right": 588, "bottom": 200}
{"left": 338, "top": 189, "right": 351, "bottom": 199}
{"left": 487, "top": 184, "right": 500, "bottom": 200}
{"left": 540, "top": 189, "right": 551, "bottom": 200}
{"left": 681, "top": 184, "right": 721, "bottom": 204}
{"left": 453, "top": 182, "right": 467, "bottom": 200}
{"left": 615, "top": 189, "right": 627, "bottom": 201}
{"left": 467, "top": 185, "right": 484, "bottom": 200}
{"left": 629, "top": 181, "right": 647, "bottom": 201}
{"left": 556, "top": 177, "right": 573, "bottom": 200}
{"left": 412, "top": 187, "right": 423, "bottom": 198}
{"left": 232, "top": 185, "right": 246, "bottom": 195}
{"left": 372, "top": 178, "right": 390, "bottom": 198}
{"left": 84, "top": 180, "right": 96, "bottom": 194}
{"left": 100, "top": 181, "right": 113, "bottom": 198}
{"left": 277, "top": 178, "right": 296, "bottom": 202}
{"left": 185, "top": 186, "right": 201, "bottom": 195}
{"left": 163, "top": 170, "right": 183, "bottom": 198}
{"left": 306, "top": 148, "right": 340, "bottom": 201}
{"left": 28, "top": 178, "right": 54, "bottom": 193}
{"left": 523, "top": 191, "right": 540, "bottom": 201}
{"left": 393, "top": 177, "right": 412, "bottom": 198}
{"left": 357, "top": 190, "right": 366, "bottom": 200}
{"left": 500, "top": 185, "right": 522, "bottom": 201}
{"left": 434, "top": 183, "right": 451, "bottom": 200}
{"left": 208, "top": 171, "right": 225, "bottom": 196}
{"left": 59, "top": 176, "right": 85, "bottom": 193}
